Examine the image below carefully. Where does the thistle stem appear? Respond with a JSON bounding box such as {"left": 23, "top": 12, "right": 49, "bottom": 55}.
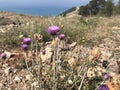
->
{"left": 78, "top": 68, "right": 88, "bottom": 90}
{"left": 24, "top": 52, "right": 33, "bottom": 76}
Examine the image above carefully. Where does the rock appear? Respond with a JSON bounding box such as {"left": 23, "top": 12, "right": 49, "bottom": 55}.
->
{"left": 14, "top": 76, "right": 21, "bottom": 83}
{"left": 45, "top": 42, "right": 51, "bottom": 46}
{"left": 68, "top": 57, "right": 78, "bottom": 66}
{"left": 8, "top": 88, "right": 12, "bottom": 90}
{"left": 102, "top": 38, "right": 117, "bottom": 49}
{"left": 25, "top": 75, "right": 31, "bottom": 81}
{"left": 0, "top": 83, "right": 3, "bottom": 87}
{"left": 87, "top": 68, "right": 96, "bottom": 78}
{"left": 97, "top": 71, "right": 102, "bottom": 76}
{"left": 9, "top": 24, "right": 14, "bottom": 27}
{"left": 4, "top": 51, "right": 12, "bottom": 59}
{"left": 26, "top": 22, "right": 30, "bottom": 26}
{"left": 107, "top": 75, "right": 120, "bottom": 90}
{"left": 4, "top": 67, "right": 11, "bottom": 75}
{"left": 60, "top": 75, "right": 65, "bottom": 80}
{"left": 2, "top": 63, "right": 9, "bottom": 68}
{"left": 0, "top": 28, "right": 7, "bottom": 33}
{"left": 107, "top": 82, "right": 119, "bottom": 90}
{"left": 96, "top": 67, "right": 102, "bottom": 71}
{"left": 69, "top": 42, "right": 77, "bottom": 49}
{"left": 8, "top": 52, "right": 25, "bottom": 61}
{"left": 1, "top": 51, "right": 21, "bottom": 60}
{"left": 13, "top": 69, "right": 18, "bottom": 74}
{"left": 112, "top": 26, "right": 120, "bottom": 30}
{"left": 19, "top": 35, "right": 24, "bottom": 39}
{"left": 88, "top": 47, "right": 101, "bottom": 61}
{"left": 40, "top": 47, "right": 53, "bottom": 63}
{"left": 31, "top": 82, "right": 38, "bottom": 87}
{"left": 108, "top": 60, "right": 119, "bottom": 74}
{"left": 101, "top": 50, "right": 113, "bottom": 61}
{"left": 68, "top": 80, "right": 73, "bottom": 85}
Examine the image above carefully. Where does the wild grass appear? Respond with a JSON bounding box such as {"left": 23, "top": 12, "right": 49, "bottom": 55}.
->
{"left": 0, "top": 13, "right": 120, "bottom": 89}
{"left": 1, "top": 14, "right": 120, "bottom": 48}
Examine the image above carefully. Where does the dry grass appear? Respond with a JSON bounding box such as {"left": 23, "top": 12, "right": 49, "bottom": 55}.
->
{"left": 0, "top": 12, "right": 120, "bottom": 90}
{"left": 1, "top": 12, "right": 120, "bottom": 47}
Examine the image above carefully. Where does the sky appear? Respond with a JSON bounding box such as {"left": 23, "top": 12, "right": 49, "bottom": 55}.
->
{"left": 0, "top": 0, "right": 91, "bottom": 7}
{"left": 0, "top": 0, "right": 119, "bottom": 8}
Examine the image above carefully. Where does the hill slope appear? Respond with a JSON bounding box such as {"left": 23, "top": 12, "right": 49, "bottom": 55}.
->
{"left": 60, "top": 6, "right": 80, "bottom": 17}
{"left": 0, "top": 12, "right": 120, "bottom": 90}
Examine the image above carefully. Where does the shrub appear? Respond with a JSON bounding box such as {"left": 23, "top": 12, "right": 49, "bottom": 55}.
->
{"left": 0, "top": 17, "right": 14, "bottom": 25}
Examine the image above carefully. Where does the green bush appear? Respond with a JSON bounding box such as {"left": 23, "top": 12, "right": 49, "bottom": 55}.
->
{"left": 0, "top": 17, "right": 14, "bottom": 25}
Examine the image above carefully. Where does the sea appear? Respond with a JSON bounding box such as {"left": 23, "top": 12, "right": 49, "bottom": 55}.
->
{"left": 0, "top": 6, "right": 71, "bottom": 16}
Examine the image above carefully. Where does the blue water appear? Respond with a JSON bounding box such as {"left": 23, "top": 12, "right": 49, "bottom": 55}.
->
{"left": 0, "top": 6, "right": 71, "bottom": 16}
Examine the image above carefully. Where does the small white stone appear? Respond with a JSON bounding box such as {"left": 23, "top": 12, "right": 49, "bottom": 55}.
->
{"left": 96, "top": 67, "right": 102, "bottom": 71}
{"left": 25, "top": 75, "right": 31, "bottom": 81}
{"left": 2, "top": 64, "right": 9, "bottom": 68}
{"left": 91, "top": 73, "right": 96, "bottom": 77}
{"left": 14, "top": 76, "right": 21, "bottom": 83}
{"left": 13, "top": 69, "right": 18, "bottom": 73}
{"left": 60, "top": 75, "right": 65, "bottom": 80}
{"left": 31, "top": 82, "right": 38, "bottom": 87}
{"left": 68, "top": 57, "right": 78, "bottom": 66}
{"left": 68, "top": 80, "right": 73, "bottom": 85}
{"left": 0, "top": 83, "right": 3, "bottom": 87}
{"left": 69, "top": 42, "right": 77, "bottom": 49}
{"left": 97, "top": 72, "right": 102, "bottom": 76}
{"left": 4, "top": 51, "right": 12, "bottom": 59}
{"left": 19, "top": 35, "right": 23, "bottom": 38}
{"left": 4, "top": 67, "right": 11, "bottom": 75}
{"left": 8, "top": 88, "right": 12, "bottom": 90}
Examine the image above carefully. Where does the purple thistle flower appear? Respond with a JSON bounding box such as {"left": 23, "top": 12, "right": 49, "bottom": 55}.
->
{"left": 103, "top": 74, "right": 110, "bottom": 79}
{"left": 41, "top": 50, "right": 46, "bottom": 55}
{"left": 0, "top": 53, "right": 6, "bottom": 59}
{"left": 48, "top": 25, "right": 60, "bottom": 35}
{"left": 21, "top": 44, "right": 28, "bottom": 51}
{"left": 58, "top": 34, "right": 65, "bottom": 40}
{"left": 23, "top": 37, "right": 31, "bottom": 45}
{"left": 98, "top": 84, "right": 109, "bottom": 90}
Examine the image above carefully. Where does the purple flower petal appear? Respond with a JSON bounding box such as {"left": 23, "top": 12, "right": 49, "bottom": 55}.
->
{"left": 23, "top": 37, "right": 31, "bottom": 44}
{"left": 48, "top": 25, "right": 60, "bottom": 35}
{"left": 98, "top": 84, "right": 109, "bottom": 90}
{"left": 103, "top": 74, "right": 110, "bottom": 79}
{"left": 21, "top": 44, "right": 28, "bottom": 51}
{"left": 58, "top": 34, "right": 65, "bottom": 40}
{"left": 0, "top": 53, "right": 6, "bottom": 59}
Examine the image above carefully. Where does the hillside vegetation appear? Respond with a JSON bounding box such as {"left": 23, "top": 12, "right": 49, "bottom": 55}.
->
{"left": 61, "top": 0, "right": 120, "bottom": 17}
{"left": 1, "top": 12, "right": 120, "bottom": 48}
{"left": 0, "top": 12, "right": 120, "bottom": 90}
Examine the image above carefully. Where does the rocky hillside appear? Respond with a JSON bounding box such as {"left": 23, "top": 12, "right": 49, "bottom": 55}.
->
{"left": 0, "top": 12, "right": 120, "bottom": 89}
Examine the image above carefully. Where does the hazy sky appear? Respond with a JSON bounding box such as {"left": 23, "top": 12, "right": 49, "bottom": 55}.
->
{"left": 0, "top": 0, "right": 91, "bottom": 7}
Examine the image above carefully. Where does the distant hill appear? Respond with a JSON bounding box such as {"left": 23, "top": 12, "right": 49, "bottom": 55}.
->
{"left": 60, "top": 6, "right": 80, "bottom": 17}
